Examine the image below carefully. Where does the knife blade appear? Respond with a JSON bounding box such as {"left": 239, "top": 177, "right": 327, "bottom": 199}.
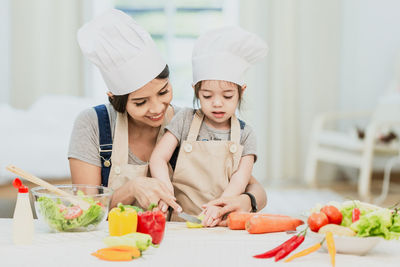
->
{"left": 178, "top": 212, "right": 202, "bottom": 224}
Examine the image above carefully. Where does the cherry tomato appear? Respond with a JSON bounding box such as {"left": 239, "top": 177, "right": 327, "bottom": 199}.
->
{"left": 63, "top": 206, "right": 83, "bottom": 220}
{"left": 321, "top": 205, "right": 342, "bottom": 225}
{"left": 307, "top": 212, "right": 329, "bottom": 232}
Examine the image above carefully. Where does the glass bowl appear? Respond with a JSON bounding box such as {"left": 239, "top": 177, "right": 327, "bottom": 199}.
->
{"left": 31, "top": 184, "right": 113, "bottom": 232}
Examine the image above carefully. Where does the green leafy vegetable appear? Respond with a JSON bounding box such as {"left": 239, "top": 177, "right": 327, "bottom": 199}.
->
{"left": 37, "top": 195, "right": 105, "bottom": 231}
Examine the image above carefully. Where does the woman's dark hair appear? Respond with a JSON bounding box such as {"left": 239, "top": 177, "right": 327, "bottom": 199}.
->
{"left": 193, "top": 80, "right": 243, "bottom": 110}
{"left": 109, "top": 65, "right": 170, "bottom": 113}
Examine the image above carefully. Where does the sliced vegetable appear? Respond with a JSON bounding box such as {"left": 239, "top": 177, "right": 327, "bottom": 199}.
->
{"left": 63, "top": 206, "right": 83, "bottom": 220}
{"left": 186, "top": 214, "right": 204, "bottom": 228}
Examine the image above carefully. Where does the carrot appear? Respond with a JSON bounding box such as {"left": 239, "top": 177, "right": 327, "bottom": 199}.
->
{"left": 245, "top": 215, "right": 304, "bottom": 234}
{"left": 227, "top": 212, "right": 255, "bottom": 230}
{"left": 97, "top": 245, "right": 141, "bottom": 258}
{"left": 91, "top": 250, "right": 133, "bottom": 261}
{"left": 228, "top": 212, "right": 294, "bottom": 230}
{"left": 92, "top": 246, "right": 141, "bottom": 261}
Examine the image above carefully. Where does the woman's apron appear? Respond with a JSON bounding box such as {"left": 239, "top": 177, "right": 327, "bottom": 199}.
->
{"left": 108, "top": 106, "right": 174, "bottom": 209}
{"left": 170, "top": 111, "right": 243, "bottom": 221}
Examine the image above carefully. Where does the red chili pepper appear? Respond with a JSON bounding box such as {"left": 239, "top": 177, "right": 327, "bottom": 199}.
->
{"left": 352, "top": 208, "right": 360, "bottom": 222}
{"left": 253, "top": 235, "right": 298, "bottom": 258}
{"left": 137, "top": 204, "right": 166, "bottom": 245}
{"left": 274, "top": 235, "right": 305, "bottom": 261}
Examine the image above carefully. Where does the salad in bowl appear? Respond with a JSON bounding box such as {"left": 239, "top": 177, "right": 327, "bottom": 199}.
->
{"left": 306, "top": 200, "right": 400, "bottom": 255}
{"left": 31, "top": 184, "right": 113, "bottom": 232}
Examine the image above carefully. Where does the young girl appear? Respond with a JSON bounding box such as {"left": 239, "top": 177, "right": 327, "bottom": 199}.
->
{"left": 150, "top": 26, "right": 268, "bottom": 226}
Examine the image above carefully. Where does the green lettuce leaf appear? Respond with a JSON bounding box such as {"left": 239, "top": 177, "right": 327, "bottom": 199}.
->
{"left": 350, "top": 209, "right": 392, "bottom": 239}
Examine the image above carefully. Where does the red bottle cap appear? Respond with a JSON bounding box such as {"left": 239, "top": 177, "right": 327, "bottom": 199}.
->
{"left": 12, "top": 178, "right": 29, "bottom": 193}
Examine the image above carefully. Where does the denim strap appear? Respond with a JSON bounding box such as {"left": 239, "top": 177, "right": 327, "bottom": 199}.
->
{"left": 94, "top": 105, "right": 112, "bottom": 187}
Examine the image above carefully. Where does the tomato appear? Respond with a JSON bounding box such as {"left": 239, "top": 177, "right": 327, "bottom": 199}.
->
{"left": 63, "top": 206, "right": 83, "bottom": 220}
{"left": 307, "top": 212, "right": 329, "bottom": 232}
{"left": 58, "top": 204, "right": 67, "bottom": 212}
{"left": 321, "top": 205, "right": 342, "bottom": 225}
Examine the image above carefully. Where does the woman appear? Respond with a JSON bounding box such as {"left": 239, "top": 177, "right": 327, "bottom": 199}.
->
{"left": 68, "top": 9, "right": 266, "bottom": 225}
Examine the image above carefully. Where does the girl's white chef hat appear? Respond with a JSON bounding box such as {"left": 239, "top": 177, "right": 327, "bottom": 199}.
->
{"left": 192, "top": 26, "right": 268, "bottom": 86}
{"left": 77, "top": 9, "right": 166, "bottom": 95}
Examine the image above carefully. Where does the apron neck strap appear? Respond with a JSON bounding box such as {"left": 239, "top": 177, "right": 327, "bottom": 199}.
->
{"left": 187, "top": 110, "right": 241, "bottom": 143}
{"left": 112, "top": 111, "right": 129, "bottom": 164}
{"left": 230, "top": 114, "right": 241, "bottom": 144}
{"left": 187, "top": 110, "right": 204, "bottom": 142}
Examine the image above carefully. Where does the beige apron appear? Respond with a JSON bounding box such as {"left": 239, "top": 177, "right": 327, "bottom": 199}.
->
{"left": 108, "top": 106, "right": 174, "bottom": 209}
{"left": 170, "top": 111, "right": 243, "bottom": 221}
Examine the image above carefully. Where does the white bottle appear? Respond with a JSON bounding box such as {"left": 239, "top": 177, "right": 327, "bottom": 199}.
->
{"left": 12, "top": 178, "right": 34, "bottom": 245}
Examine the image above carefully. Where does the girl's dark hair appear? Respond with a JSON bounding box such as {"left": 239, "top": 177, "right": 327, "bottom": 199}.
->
{"left": 193, "top": 80, "right": 243, "bottom": 110}
{"left": 109, "top": 65, "right": 170, "bottom": 113}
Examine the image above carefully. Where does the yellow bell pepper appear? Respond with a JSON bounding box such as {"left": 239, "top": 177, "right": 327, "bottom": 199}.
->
{"left": 108, "top": 203, "right": 138, "bottom": 236}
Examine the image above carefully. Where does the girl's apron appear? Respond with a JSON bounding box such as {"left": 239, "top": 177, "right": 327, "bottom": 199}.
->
{"left": 108, "top": 106, "right": 174, "bottom": 208}
{"left": 170, "top": 111, "right": 243, "bottom": 221}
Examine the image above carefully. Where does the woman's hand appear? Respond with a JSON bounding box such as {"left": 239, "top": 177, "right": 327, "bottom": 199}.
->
{"left": 130, "top": 176, "right": 182, "bottom": 212}
{"left": 202, "top": 195, "right": 251, "bottom": 226}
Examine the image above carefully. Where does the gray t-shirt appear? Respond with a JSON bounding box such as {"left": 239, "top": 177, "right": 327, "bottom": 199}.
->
{"left": 165, "top": 107, "right": 257, "bottom": 161}
{"left": 68, "top": 104, "right": 181, "bottom": 167}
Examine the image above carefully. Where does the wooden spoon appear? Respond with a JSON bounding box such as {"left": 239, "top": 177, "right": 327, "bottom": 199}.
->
{"left": 6, "top": 165, "right": 90, "bottom": 210}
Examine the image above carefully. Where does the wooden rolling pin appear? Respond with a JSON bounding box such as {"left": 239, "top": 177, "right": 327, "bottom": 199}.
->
{"left": 6, "top": 165, "right": 90, "bottom": 210}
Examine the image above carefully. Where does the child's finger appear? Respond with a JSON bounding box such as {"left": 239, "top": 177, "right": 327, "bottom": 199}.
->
{"left": 210, "top": 217, "right": 221, "bottom": 227}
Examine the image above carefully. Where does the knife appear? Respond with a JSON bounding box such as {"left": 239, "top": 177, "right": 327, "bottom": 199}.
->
{"left": 178, "top": 212, "right": 202, "bottom": 224}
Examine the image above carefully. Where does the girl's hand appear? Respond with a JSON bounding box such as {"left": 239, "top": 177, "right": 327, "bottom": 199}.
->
{"left": 202, "top": 205, "right": 221, "bottom": 227}
{"left": 130, "top": 176, "right": 182, "bottom": 212}
{"left": 202, "top": 195, "right": 251, "bottom": 226}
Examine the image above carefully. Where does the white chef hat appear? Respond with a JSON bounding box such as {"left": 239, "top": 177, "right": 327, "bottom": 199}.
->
{"left": 77, "top": 9, "right": 166, "bottom": 95}
{"left": 192, "top": 26, "right": 268, "bottom": 86}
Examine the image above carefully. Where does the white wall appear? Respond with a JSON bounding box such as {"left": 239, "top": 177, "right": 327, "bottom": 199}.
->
{"left": 340, "top": 0, "right": 400, "bottom": 111}
{"left": 0, "top": 0, "right": 10, "bottom": 104}
{"left": 10, "top": 0, "right": 83, "bottom": 109}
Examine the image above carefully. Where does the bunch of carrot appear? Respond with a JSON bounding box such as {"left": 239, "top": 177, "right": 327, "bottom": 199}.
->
{"left": 91, "top": 245, "right": 141, "bottom": 261}
{"left": 227, "top": 212, "right": 304, "bottom": 234}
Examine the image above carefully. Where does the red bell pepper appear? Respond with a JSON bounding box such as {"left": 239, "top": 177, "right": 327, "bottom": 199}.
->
{"left": 137, "top": 204, "right": 166, "bottom": 245}
{"left": 352, "top": 208, "right": 360, "bottom": 222}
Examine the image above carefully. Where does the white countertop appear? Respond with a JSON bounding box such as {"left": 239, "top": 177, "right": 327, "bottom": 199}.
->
{"left": 0, "top": 218, "right": 399, "bottom": 267}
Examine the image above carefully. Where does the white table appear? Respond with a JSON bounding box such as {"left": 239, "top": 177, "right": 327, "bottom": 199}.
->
{"left": 0, "top": 219, "right": 399, "bottom": 267}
